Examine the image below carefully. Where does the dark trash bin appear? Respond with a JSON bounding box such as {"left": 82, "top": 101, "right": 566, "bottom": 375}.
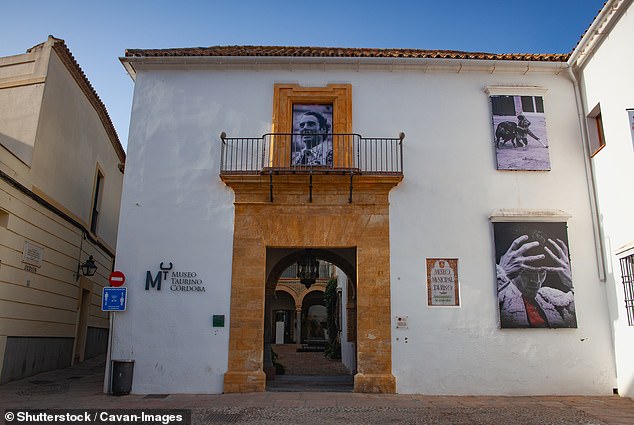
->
{"left": 111, "top": 360, "right": 134, "bottom": 396}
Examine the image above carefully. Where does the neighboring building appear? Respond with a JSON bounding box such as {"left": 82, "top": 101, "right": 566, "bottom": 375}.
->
{"left": 569, "top": 0, "right": 634, "bottom": 398}
{"left": 111, "top": 0, "right": 630, "bottom": 396}
{"left": 0, "top": 36, "right": 125, "bottom": 383}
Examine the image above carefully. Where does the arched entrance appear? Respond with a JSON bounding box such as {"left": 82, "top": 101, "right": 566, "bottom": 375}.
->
{"left": 302, "top": 292, "right": 327, "bottom": 343}
{"left": 221, "top": 173, "right": 400, "bottom": 393}
{"left": 264, "top": 251, "right": 356, "bottom": 391}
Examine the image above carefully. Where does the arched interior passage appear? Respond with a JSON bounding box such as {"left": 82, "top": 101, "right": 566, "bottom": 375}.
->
{"left": 302, "top": 292, "right": 327, "bottom": 343}
{"left": 264, "top": 248, "right": 356, "bottom": 390}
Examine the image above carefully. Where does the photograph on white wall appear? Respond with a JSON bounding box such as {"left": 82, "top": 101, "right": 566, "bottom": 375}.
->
{"left": 494, "top": 222, "right": 576, "bottom": 328}
{"left": 291, "top": 104, "right": 333, "bottom": 167}
{"left": 491, "top": 95, "right": 550, "bottom": 171}
{"left": 426, "top": 258, "right": 460, "bottom": 307}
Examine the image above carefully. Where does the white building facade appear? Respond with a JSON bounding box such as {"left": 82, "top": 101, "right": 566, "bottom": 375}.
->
{"left": 110, "top": 0, "right": 631, "bottom": 396}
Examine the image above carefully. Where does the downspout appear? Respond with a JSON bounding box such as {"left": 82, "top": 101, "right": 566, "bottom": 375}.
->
{"left": 566, "top": 67, "right": 606, "bottom": 281}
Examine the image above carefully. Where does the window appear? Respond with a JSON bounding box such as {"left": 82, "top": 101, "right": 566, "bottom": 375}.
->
{"left": 535, "top": 97, "right": 544, "bottom": 113}
{"left": 587, "top": 104, "right": 606, "bottom": 157}
{"left": 519, "top": 96, "right": 544, "bottom": 113}
{"left": 0, "top": 209, "right": 8, "bottom": 228}
{"left": 521, "top": 96, "right": 534, "bottom": 113}
{"left": 620, "top": 254, "right": 634, "bottom": 326}
{"left": 491, "top": 96, "right": 516, "bottom": 116}
{"left": 595, "top": 113, "right": 606, "bottom": 150}
{"left": 90, "top": 171, "right": 104, "bottom": 234}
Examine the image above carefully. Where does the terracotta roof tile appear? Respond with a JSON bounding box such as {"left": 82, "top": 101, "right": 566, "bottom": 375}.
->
{"left": 125, "top": 45, "right": 568, "bottom": 62}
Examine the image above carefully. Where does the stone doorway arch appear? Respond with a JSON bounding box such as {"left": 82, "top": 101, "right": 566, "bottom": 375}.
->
{"left": 221, "top": 175, "right": 399, "bottom": 393}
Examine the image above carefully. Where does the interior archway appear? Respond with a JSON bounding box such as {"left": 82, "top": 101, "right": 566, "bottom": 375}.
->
{"left": 265, "top": 249, "right": 355, "bottom": 391}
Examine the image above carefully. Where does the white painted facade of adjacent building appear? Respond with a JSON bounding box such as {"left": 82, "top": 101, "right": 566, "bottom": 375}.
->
{"left": 571, "top": 0, "right": 634, "bottom": 398}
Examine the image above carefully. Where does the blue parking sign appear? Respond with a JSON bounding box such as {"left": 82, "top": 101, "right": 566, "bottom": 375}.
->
{"left": 102, "top": 287, "right": 127, "bottom": 311}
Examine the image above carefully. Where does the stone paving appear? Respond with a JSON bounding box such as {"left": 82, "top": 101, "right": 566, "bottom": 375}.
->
{"left": 272, "top": 344, "right": 351, "bottom": 376}
{"left": 2, "top": 354, "right": 634, "bottom": 424}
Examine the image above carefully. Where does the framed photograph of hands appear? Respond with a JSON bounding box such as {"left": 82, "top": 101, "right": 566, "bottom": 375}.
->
{"left": 493, "top": 221, "right": 577, "bottom": 328}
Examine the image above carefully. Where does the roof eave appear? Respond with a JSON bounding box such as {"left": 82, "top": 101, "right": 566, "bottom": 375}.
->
{"left": 120, "top": 54, "right": 568, "bottom": 74}
{"left": 568, "top": 0, "right": 633, "bottom": 70}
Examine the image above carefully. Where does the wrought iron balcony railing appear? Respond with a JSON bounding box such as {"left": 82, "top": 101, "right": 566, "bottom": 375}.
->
{"left": 220, "top": 132, "right": 404, "bottom": 175}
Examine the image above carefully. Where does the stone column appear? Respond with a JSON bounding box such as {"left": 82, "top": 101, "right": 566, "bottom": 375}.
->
{"left": 295, "top": 307, "right": 302, "bottom": 344}
{"left": 223, "top": 230, "right": 266, "bottom": 393}
{"left": 353, "top": 210, "right": 396, "bottom": 394}
{"left": 263, "top": 299, "right": 275, "bottom": 379}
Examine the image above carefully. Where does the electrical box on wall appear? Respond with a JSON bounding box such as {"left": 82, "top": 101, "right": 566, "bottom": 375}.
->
{"left": 395, "top": 316, "right": 408, "bottom": 329}
{"left": 212, "top": 315, "right": 225, "bottom": 327}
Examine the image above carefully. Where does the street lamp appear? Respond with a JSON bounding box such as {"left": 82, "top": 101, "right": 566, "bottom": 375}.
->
{"left": 77, "top": 255, "right": 97, "bottom": 280}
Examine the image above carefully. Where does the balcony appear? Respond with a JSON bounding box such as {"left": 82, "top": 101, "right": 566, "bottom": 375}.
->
{"left": 220, "top": 132, "right": 404, "bottom": 176}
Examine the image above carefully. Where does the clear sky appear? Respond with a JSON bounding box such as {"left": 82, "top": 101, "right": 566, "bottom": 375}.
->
{"left": 1, "top": 0, "right": 605, "bottom": 151}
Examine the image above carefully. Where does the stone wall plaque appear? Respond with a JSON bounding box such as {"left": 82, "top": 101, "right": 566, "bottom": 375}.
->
{"left": 426, "top": 258, "right": 460, "bottom": 307}
{"left": 22, "top": 241, "right": 44, "bottom": 267}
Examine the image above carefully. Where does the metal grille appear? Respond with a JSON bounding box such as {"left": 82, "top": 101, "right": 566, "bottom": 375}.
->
{"left": 620, "top": 254, "right": 634, "bottom": 326}
{"left": 220, "top": 132, "right": 404, "bottom": 175}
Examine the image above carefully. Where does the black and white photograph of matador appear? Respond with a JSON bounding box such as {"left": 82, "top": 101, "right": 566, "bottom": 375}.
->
{"left": 291, "top": 104, "right": 333, "bottom": 167}
{"left": 491, "top": 95, "right": 551, "bottom": 171}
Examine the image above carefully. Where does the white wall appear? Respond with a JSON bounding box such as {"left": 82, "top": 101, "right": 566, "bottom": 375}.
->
{"left": 115, "top": 61, "right": 616, "bottom": 394}
{"left": 576, "top": 2, "right": 634, "bottom": 398}
{"left": 387, "top": 69, "right": 614, "bottom": 395}
{"left": 337, "top": 269, "right": 355, "bottom": 373}
{"left": 111, "top": 68, "right": 237, "bottom": 393}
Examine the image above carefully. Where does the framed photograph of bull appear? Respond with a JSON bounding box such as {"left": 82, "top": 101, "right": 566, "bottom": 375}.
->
{"left": 494, "top": 221, "right": 577, "bottom": 328}
{"left": 491, "top": 95, "right": 551, "bottom": 171}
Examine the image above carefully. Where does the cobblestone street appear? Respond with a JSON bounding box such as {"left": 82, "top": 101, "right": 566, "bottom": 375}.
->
{"left": 2, "top": 355, "right": 634, "bottom": 424}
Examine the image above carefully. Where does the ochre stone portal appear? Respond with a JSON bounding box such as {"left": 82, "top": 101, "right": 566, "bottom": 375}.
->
{"left": 222, "top": 174, "right": 400, "bottom": 393}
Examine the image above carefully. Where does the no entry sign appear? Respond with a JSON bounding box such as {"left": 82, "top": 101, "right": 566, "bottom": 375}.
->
{"left": 109, "top": 271, "right": 126, "bottom": 287}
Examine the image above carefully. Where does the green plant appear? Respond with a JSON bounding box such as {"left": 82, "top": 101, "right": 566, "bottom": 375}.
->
{"left": 325, "top": 340, "right": 341, "bottom": 359}
{"left": 271, "top": 347, "right": 285, "bottom": 375}
{"left": 324, "top": 278, "right": 342, "bottom": 359}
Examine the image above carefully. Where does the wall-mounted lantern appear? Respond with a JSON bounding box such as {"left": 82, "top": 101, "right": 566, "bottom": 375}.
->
{"left": 77, "top": 255, "right": 97, "bottom": 280}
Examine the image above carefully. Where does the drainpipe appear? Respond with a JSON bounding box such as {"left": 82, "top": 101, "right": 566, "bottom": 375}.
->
{"left": 566, "top": 66, "right": 606, "bottom": 281}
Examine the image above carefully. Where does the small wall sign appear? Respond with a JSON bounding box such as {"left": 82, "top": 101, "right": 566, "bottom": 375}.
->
{"left": 22, "top": 241, "right": 44, "bottom": 267}
{"left": 426, "top": 258, "right": 460, "bottom": 307}
{"left": 395, "top": 316, "right": 408, "bottom": 329}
